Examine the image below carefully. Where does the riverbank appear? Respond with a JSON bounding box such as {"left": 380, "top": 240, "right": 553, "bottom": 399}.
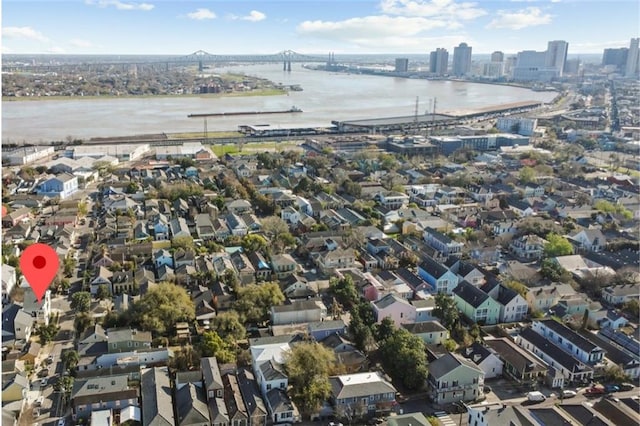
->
{"left": 2, "top": 88, "right": 287, "bottom": 102}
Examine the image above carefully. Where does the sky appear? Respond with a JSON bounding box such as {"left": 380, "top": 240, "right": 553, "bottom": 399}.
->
{"left": 1, "top": 0, "right": 639, "bottom": 55}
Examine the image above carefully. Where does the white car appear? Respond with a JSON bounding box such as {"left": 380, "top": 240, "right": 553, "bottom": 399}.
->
{"left": 562, "top": 390, "right": 577, "bottom": 398}
{"left": 57, "top": 419, "right": 66, "bottom": 426}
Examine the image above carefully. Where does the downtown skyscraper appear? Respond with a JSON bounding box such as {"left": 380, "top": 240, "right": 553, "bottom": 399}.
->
{"left": 545, "top": 40, "right": 569, "bottom": 77}
{"left": 429, "top": 48, "right": 449, "bottom": 76}
{"left": 626, "top": 38, "right": 639, "bottom": 77}
{"left": 452, "top": 43, "right": 473, "bottom": 77}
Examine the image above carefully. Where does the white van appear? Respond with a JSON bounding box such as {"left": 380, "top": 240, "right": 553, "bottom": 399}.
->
{"left": 527, "top": 391, "right": 546, "bottom": 402}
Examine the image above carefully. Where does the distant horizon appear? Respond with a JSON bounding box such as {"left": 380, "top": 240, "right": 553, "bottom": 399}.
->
{"left": 2, "top": 1, "right": 638, "bottom": 56}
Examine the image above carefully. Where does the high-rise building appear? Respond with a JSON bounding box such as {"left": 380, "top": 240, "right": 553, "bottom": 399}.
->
{"left": 429, "top": 48, "right": 449, "bottom": 76}
{"left": 452, "top": 42, "right": 472, "bottom": 76}
{"left": 395, "top": 58, "right": 409, "bottom": 73}
{"left": 545, "top": 40, "right": 568, "bottom": 76}
{"left": 603, "top": 48, "right": 629, "bottom": 69}
{"left": 491, "top": 51, "right": 504, "bottom": 63}
{"left": 625, "top": 38, "right": 639, "bottom": 78}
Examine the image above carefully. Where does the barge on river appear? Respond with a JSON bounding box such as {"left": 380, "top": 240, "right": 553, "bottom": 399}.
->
{"left": 188, "top": 106, "right": 302, "bottom": 118}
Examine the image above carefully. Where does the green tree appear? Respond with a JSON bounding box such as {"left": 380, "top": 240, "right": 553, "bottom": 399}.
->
{"left": 623, "top": 299, "right": 639, "bottom": 317}
{"left": 170, "top": 346, "right": 200, "bottom": 371}
{"left": 544, "top": 233, "right": 574, "bottom": 257}
{"left": 519, "top": 166, "right": 536, "bottom": 184}
{"left": 77, "top": 200, "right": 89, "bottom": 216}
{"left": 211, "top": 311, "right": 246, "bottom": 341}
{"left": 131, "top": 283, "right": 195, "bottom": 335}
{"left": 200, "top": 330, "right": 236, "bottom": 363}
{"left": 61, "top": 349, "right": 79, "bottom": 370}
{"left": 96, "top": 284, "right": 111, "bottom": 300}
{"left": 234, "top": 282, "right": 285, "bottom": 324}
{"left": 241, "top": 234, "right": 268, "bottom": 254}
{"left": 433, "top": 292, "right": 459, "bottom": 331}
{"left": 374, "top": 316, "right": 396, "bottom": 343}
{"left": 379, "top": 328, "right": 428, "bottom": 390}
{"left": 328, "top": 275, "right": 359, "bottom": 309}
{"left": 38, "top": 323, "right": 59, "bottom": 344}
{"left": 284, "top": 342, "right": 336, "bottom": 419}
{"left": 540, "top": 258, "right": 571, "bottom": 282}
{"left": 347, "top": 301, "right": 376, "bottom": 352}
{"left": 71, "top": 291, "right": 91, "bottom": 313}
{"left": 74, "top": 312, "right": 93, "bottom": 336}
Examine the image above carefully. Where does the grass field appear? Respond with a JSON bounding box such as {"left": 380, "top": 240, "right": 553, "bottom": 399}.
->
{"left": 169, "top": 131, "right": 244, "bottom": 139}
{"left": 211, "top": 141, "right": 303, "bottom": 157}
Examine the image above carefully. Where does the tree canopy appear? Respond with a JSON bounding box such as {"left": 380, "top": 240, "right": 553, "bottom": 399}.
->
{"left": 130, "top": 283, "right": 195, "bottom": 335}
{"left": 543, "top": 233, "right": 574, "bottom": 257}
{"left": 211, "top": 311, "right": 246, "bottom": 341}
{"left": 284, "top": 342, "right": 336, "bottom": 418}
{"left": 71, "top": 291, "right": 91, "bottom": 313}
{"left": 329, "top": 275, "right": 359, "bottom": 309}
{"left": 200, "top": 330, "right": 236, "bottom": 363}
{"left": 378, "top": 325, "right": 428, "bottom": 390}
{"left": 233, "top": 282, "right": 285, "bottom": 324}
{"left": 433, "top": 292, "right": 459, "bottom": 331}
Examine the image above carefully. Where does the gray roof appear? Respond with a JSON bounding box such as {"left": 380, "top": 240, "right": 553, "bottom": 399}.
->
{"left": 307, "top": 320, "right": 345, "bottom": 333}
{"left": 208, "top": 397, "right": 229, "bottom": 424}
{"left": 374, "top": 293, "right": 410, "bottom": 310}
{"left": 463, "top": 342, "right": 496, "bottom": 365}
{"left": 402, "top": 320, "right": 447, "bottom": 334}
{"left": 259, "top": 360, "right": 287, "bottom": 381}
{"left": 236, "top": 368, "right": 267, "bottom": 417}
{"left": 329, "top": 372, "right": 396, "bottom": 400}
{"left": 519, "top": 328, "right": 592, "bottom": 374}
{"left": 72, "top": 374, "right": 130, "bottom": 399}
{"left": 428, "top": 352, "right": 483, "bottom": 380}
{"left": 272, "top": 300, "right": 321, "bottom": 313}
{"left": 387, "top": 412, "right": 431, "bottom": 426}
{"left": 141, "top": 367, "right": 174, "bottom": 426}
{"left": 266, "top": 388, "right": 294, "bottom": 413}
{"left": 201, "top": 357, "right": 223, "bottom": 392}
{"left": 175, "top": 383, "right": 210, "bottom": 425}
{"left": 453, "top": 280, "right": 489, "bottom": 308}
{"left": 535, "top": 319, "right": 601, "bottom": 353}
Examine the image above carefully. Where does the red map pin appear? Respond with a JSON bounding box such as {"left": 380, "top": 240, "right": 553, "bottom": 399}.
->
{"left": 20, "top": 243, "right": 59, "bottom": 302}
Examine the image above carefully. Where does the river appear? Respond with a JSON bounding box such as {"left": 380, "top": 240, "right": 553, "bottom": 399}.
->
{"left": 1, "top": 64, "right": 556, "bottom": 143}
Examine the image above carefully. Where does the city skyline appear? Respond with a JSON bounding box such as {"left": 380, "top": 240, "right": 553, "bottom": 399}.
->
{"left": 1, "top": 0, "right": 639, "bottom": 56}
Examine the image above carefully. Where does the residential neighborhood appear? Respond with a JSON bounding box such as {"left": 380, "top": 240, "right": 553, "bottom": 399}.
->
{"left": 2, "top": 112, "right": 640, "bottom": 426}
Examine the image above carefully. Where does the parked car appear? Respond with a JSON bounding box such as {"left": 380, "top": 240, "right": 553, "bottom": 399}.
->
{"left": 37, "top": 369, "right": 49, "bottom": 378}
{"left": 586, "top": 385, "right": 605, "bottom": 396}
{"left": 605, "top": 384, "right": 620, "bottom": 393}
{"left": 57, "top": 419, "right": 66, "bottom": 426}
{"left": 620, "top": 383, "right": 634, "bottom": 391}
{"left": 40, "top": 378, "right": 48, "bottom": 387}
{"left": 562, "top": 390, "right": 577, "bottom": 398}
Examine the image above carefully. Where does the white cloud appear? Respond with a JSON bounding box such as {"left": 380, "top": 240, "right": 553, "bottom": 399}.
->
{"left": 48, "top": 46, "right": 66, "bottom": 53}
{"left": 2, "top": 26, "right": 49, "bottom": 42}
{"left": 70, "top": 39, "right": 93, "bottom": 48}
{"left": 242, "top": 10, "right": 266, "bottom": 22}
{"left": 486, "top": 7, "right": 552, "bottom": 30}
{"left": 85, "top": 0, "right": 154, "bottom": 11}
{"left": 2, "top": 45, "right": 13, "bottom": 54}
{"left": 187, "top": 8, "right": 216, "bottom": 20}
{"left": 379, "top": 0, "right": 487, "bottom": 20}
{"left": 228, "top": 10, "right": 267, "bottom": 22}
{"left": 298, "top": 16, "right": 472, "bottom": 51}
{"left": 298, "top": 15, "right": 452, "bottom": 40}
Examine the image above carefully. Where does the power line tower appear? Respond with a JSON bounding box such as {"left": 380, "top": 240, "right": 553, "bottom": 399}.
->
{"left": 414, "top": 96, "right": 420, "bottom": 134}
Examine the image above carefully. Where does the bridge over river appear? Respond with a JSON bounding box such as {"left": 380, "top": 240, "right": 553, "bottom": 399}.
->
{"left": 2, "top": 50, "right": 336, "bottom": 73}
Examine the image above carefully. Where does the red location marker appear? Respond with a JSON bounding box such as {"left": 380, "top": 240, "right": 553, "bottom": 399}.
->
{"left": 1, "top": 205, "right": 6, "bottom": 217}
{"left": 20, "top": 243, "right": 59, "bottom": 302}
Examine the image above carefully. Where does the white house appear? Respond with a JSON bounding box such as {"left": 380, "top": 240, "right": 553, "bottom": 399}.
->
{"left": 462, "top": 343, "right": 503, "bottom": 379}
{"left": 531, "top": 319, "right": 605, "bottom": 365}
{"left": 2, "top": 264, "right": 17, "bottom": 303}
{"left": 37, "top": 173, "right": 78, "bottom": 199}
{"left": 601, "top": 284, "right": 640, "bottom": 306}
{"left": 372, "top": 293, "right": 416, "bottom": 326}
{"left": 569, "top": 229, "right": 606, "bottom": 252}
